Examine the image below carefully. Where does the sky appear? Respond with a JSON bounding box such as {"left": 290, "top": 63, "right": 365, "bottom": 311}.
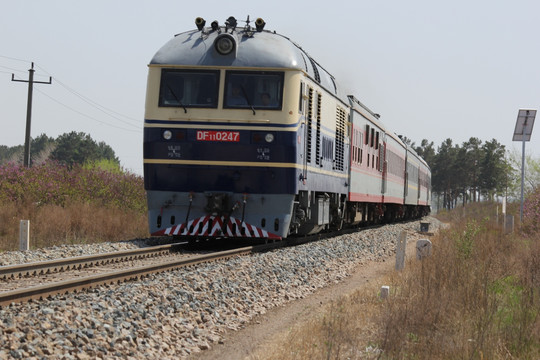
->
{"left": 2, "top": 0, "right": 540, "bottom": 175}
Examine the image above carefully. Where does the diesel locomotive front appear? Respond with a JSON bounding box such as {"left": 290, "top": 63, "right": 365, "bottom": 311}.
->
{"left": 144, "top": 16, "right": 430, "bottom": 241}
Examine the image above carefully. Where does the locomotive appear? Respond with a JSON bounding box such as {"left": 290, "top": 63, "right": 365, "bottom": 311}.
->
{"left": 144, "top": 16, "right": 431, "bottom": 240}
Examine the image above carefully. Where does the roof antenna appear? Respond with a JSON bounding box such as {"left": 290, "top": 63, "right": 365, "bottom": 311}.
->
{"left": 244, "top": 15, "right": 251, "bottom": 31}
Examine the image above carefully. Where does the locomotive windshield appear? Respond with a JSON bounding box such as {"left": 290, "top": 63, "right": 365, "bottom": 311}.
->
{"left": 224, "top": 71, "right": 283, "bottom": 110}
{"left": 159, "top": 69, "right": 219, "bottom": 108}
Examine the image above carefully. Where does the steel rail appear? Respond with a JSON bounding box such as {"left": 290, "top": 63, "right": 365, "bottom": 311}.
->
{"left": 0, "top": 242, "right": 186, "bottom": 279}
{"left": 0, "top": 223, "right": 382, "bottom": 281}
{"left": 0, "top": 224, "right": 386, "bottom": 306}
{"left": 0, "top": 242, "right": 280, "bottom": 307}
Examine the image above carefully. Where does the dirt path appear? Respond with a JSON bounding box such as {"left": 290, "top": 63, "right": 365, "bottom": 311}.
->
{"left": 190, "top": 232, "right": 427, "bottom": 360}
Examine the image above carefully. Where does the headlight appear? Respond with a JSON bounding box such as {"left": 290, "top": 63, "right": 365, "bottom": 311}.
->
{"left": 265, "top": 133, "right": 275, "bottom": 143}
{"left": 214, "top": 34, "right": 235, "bottom": 55}
{"left": 163, "top": 130, "right": 172, "bottom": 140}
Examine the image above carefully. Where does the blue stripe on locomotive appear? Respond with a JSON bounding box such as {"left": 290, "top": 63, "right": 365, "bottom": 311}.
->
{"left": 143, "top": 122, "right": 348, "bottom": 196}
{"left": 144, "top": 164, "right": 297, "bottom": 194}
{"left": 144, "top": 126, "right": 298, "bottom": 194}
{"left": 143, "top": 128, "right": 296, "bottom": 162}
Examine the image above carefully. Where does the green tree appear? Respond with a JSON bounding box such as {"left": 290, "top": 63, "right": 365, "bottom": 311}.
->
{"left": 462, "top": 137, "right": 484, "bottom": 202}
{"left": 414, "top": 139, "right": 436, "bottom": 167}
{"left": 31, "top": 133, "right": 57, "bottom": 165}
{"left": 0, "top": 134, "right": 55, "bottom": 166}
{"left": 0, "top": 144, "right": 23, "bottom": 164}
{"left": 97, "top": 141, "right": 118, "bottom": 162}
{"left": 51, "top": 131, "right": 119, "bottom": 168}
{"left": 480, "top": 139, "right": 507, "bottom": 200}
{"left": 507, "top": 149, "right": 540, "bottom": 199}
{"left": 433, "top": 138, "right": 459, "bottom": 209}
{"left": 398, "top": 135, "right": 414, "bottom": 147}
{"left": 454, "top": 145, "right": 469, "bottom": 205}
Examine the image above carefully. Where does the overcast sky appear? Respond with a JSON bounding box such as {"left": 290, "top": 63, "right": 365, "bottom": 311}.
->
{"left": 2, "top": 1, "right": 539, "bottom": 175}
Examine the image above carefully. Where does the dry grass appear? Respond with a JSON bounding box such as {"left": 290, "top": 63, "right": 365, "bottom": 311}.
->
{"left": 252, "top": 206, "right": 540, "bottom": 360}
{"left": 376, "top": 218, "right": 540, "bottom": 359}
{"left": 250, "top": 281, "right": 385, "bottom": 360}
{"left": 0, "top": 200, "right": 148, "bottom": 251}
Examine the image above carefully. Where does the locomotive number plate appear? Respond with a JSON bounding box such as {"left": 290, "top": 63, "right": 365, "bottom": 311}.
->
{"left": 196, "top": 130, "right": 240, "bottom": 142}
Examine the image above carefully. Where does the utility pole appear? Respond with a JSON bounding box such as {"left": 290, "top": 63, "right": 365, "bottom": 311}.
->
{"left": 11, "top": 62, "right": 52, "bottom": 167}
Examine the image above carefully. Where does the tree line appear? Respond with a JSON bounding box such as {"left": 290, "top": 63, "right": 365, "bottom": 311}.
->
{"left": 0, "top": 132, "right": 119, "bottom": 168}
{"left": 0, "top": 133, "right": 516, "bottom": 209}
{"left": 409, "top": 137, "right": 509, "bottom": 210}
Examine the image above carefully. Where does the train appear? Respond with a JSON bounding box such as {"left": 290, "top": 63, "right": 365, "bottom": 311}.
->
{"left": 143, "top": 16, "right": 431, "bottom": 240}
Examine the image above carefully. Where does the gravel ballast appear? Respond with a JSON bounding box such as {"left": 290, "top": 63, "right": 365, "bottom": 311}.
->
{"left": 0, "top": 217, "right": 442, "bottom": 359}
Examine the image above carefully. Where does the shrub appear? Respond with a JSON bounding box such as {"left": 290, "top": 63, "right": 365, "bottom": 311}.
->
{"left": 0, "top": 161, "right": 146, "bottom": 212}
{"left": 0, "top": 162, "right": 148, "bottom": 251}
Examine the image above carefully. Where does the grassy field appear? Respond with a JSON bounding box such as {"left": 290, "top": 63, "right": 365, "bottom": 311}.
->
{"left": 255, "top": 204, "right": 540, "bottom": 359}
{"left": 0, "top": 162, "right": 148, "bottom": 251}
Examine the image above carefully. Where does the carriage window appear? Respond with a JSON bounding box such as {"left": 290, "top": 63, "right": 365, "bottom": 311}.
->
{"left": 159, "top": 69, "right": 219, "bottom": 108}
{"left": 224, "top": 71, "right": 284, "bottom": 109}
{"left": 365, "top": 125, "right": 370, "bottom": 145}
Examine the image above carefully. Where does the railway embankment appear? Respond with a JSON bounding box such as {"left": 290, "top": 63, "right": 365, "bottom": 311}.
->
{"left": 0, "top": 218, "right": 441, "bottom": 359}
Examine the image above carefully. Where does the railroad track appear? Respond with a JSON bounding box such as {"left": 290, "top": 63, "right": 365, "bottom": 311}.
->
{"left": 0, "top": 222, "right": 403, "bottom": 307}
{"left": 0, "top": 243, "right": 187, "bottom": 279}
{"left": 0, "top": 241, "right": 282, "bottom": 307}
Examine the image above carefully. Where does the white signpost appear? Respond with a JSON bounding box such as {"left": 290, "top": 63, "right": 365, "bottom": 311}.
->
{"left": 20, "top": 220, "right": 30, "bottom": 251}
{"left": 513, "top": 109, "right": 536, "bottom": 223}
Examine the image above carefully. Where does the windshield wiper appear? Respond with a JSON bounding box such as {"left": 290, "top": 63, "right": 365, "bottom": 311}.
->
{"left": 167, "top": 84, "right": 187, "bottom": 113}
{"left": 240, "top": 85, "right": 256, "bottom": 115}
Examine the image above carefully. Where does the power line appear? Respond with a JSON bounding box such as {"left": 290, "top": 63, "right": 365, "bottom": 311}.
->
{"left": 1, "top": 55, "right": 140, "bottom": 127}
{"left": 3, "top": 55, "right": 142, "bottom": 135}
{"left": 0, "top": 64, "right": 28, "bottom": 74}
{"left": 35, "top": 64, "right": 140, "bottom": 125}
{"left": 35, "top": 88, "right": 141, "bottom": 133}
{"left": 54, "top": 78, "right": 141, "bottom": 126}
{"left": 0, "top": 70, "right": 17, "bottom": 75}
{"left": 0, "top": 54, "right": 29, "bottom": 63}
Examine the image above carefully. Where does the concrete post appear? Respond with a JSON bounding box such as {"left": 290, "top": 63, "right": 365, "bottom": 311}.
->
{"left": 19, "top": 220, "right": 30, "bottom": 251}
{"left": 395, "top": 231, "right": 407, "bottom": 271}
{"left": 504, "top": 215, "right": 514, "bottom": 234}
{"left": 379, "top": 285, "right": 390, "bottom": 299}
{"left": 416, "top": 239, "right": 432, "bottom": 260}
